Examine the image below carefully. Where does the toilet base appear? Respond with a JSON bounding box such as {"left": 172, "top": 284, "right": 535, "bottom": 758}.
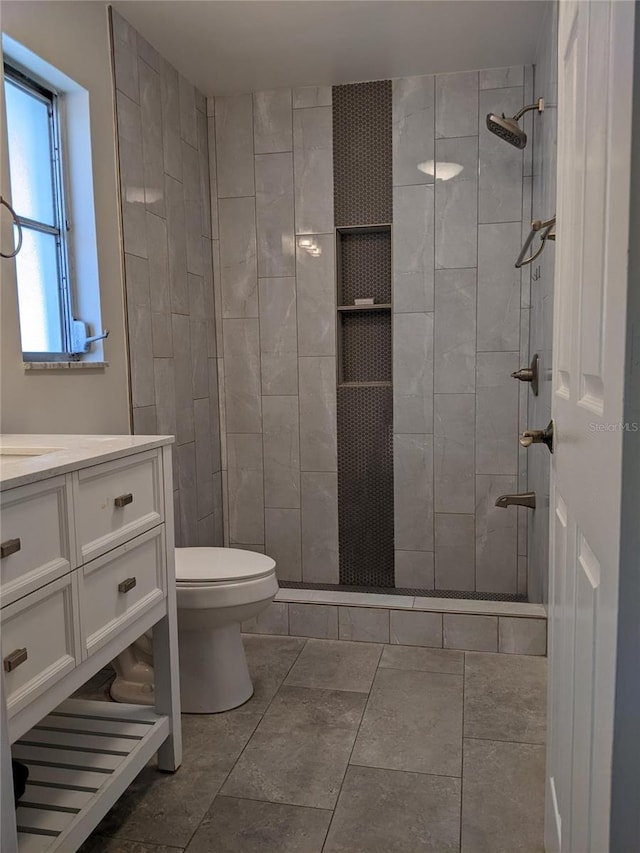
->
{"left": 179, "top": 621, "right": 254, "bottom": 713}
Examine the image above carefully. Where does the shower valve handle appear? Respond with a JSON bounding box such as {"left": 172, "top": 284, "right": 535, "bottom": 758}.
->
{"left": 519, "top": 420, "right": 554, "bottom": 453}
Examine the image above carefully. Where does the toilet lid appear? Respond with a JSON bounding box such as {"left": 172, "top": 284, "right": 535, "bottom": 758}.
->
{"left": 174, "top": 547, "right": 276, "bottom": 583}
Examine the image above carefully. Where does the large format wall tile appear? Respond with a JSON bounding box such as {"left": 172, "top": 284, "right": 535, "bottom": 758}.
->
{"left": 259, "top": 277, "right": 298, "bottom": 396}
{"left": 299, "top": 357, "right": 337, "bottom": 472}
{"left": 254, "top": 89, "right": 293, "bottom": 154}
{"left": 255, "top": 153, "right": 295, "bottom": 278}
{"left": 475, "top": 352, "right": 519, "bottom": 475}
{"left": 393, "top": 313, "right": 434, "bottom": 434}
{"left": 215, "top": 93, "right": 255, "bottom": 198}
{"left": 479, "top": 87, "right": 524, "bottom": 224}
{"left": 171, "top": 313, "right": 195, "bottom": 444}
{"left": 434, "top": 269, "right": 476, "bottom": 395}
{"left": 228, "top": 433, "right": 265, "bottom": 545}
{"left": 165, "top": 175, "right": 188, "bottom": 314}
{"left": 476, "top": 474, "right": 518, "bottom": 593}
{"left": 393, "top": 185, "right": 435, "bottom": 313}
{"left": 477, "top": 222, "right": 522, "bottom": 351}
{"left": 296, "top": 234, "right": 336, "bottom": 356}
{"left": 293, "top": 106, "right": 333, "bottom": 234}
{"left": 479, "top": 65, "right": 524, "bottom": 90}
{"left": 395, "top": 550, "right": 435, "bottom": 589}
{"left": 392, "top": 76, "right": 435, "bottom": 187}
{"left": 178, "top": 74, "right": 197, "bottom": 149}
{"left": 182, "top": 141, "right": 204, "bottom": 275}
{"left": 435, "top": 136, "right": 478, "bottom": 270}
{"left": 127, "top": 302, "right": 154, "bottom": 408}
{"left": 434, "top": 394, "right": 475, "bottom": 514}
{"left": 435, "top": 513, "right": 475, "bottom": 591}
{"left": 301, "top": 472, "right": 339, "bottom": 583}
{"left": 218, "top": 197, "right": 258, "bottom": 318}
{"left": 394, "top": 434, "right": 434, "bottom": 552}
{"left": 263, "top": 395, "right": 301, "bottom": 509}
{"left": 223, "top": 319, "right": 262, "bottom": 434}
{"left": 146, "top": 212, "right": 170, "bottom": 314}
{"left": 293, "top": 86, "right": 332, "bottom": 108}
{"left": 265, "top": 507, "right": 302, "bottom": 581}
{"left": 435, "top": 71, "right": 479, "bottom": 139}
{"left": 138, "top": 59, "right": 165, "bottom": 219}
{"left": 116, "top": 18, "right": 222, "bottom": 548}
{"left": 160, "top": 59, "right": 181, "bottom": 181}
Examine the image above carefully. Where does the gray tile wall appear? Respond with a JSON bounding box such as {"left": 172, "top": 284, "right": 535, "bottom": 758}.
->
{"left": 212, "top": 86, "right": 337, "bottom": 581}
{"left": 112, "top": 11, "right": 223, "bottom": 548}
{"left": 393, "top": 67, "right": 531, "bottom": 595}
{"left": 115, "top": 38, "right": 533, "bottom": 594}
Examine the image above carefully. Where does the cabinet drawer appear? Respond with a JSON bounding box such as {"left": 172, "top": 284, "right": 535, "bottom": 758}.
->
{"left": 79, "top": 526, "right": 166, "bottom": 657}
{"left": 1, "top": 574, "right": 81, "bottom": 717}
{"left": 0, "top": 476, "right": 75, "bottom": 608}
{"left": 74, "top": 449, "right": 163, "bottom": 563}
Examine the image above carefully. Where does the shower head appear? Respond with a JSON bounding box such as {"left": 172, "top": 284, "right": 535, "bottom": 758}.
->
{"left": 486, "top": 113, "right": 528, "bottom": 148}
{"left": 486, "top": 98, "right": 545, "bottom": 149}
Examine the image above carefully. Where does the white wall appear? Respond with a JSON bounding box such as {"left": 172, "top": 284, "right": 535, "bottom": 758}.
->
{"left": 0, "top": 1, "right": 130, "bottom": 435}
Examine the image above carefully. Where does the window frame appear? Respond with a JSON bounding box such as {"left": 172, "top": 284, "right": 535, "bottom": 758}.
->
{"left": 4, "top": 61, "right": 77, "bottom": 360}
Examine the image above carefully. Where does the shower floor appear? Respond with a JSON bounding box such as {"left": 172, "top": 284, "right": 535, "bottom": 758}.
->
{"left": 279, "top": 581, "right": 527, "bottom": 603}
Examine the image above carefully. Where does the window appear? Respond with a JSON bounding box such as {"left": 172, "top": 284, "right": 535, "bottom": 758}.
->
{"left": 4, "top": 63, "right": 74, "bottom": 356}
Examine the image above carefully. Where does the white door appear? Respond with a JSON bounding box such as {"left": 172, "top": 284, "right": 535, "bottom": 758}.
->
{"left": 545, "top": 1, "right": 635, "bottom": 851}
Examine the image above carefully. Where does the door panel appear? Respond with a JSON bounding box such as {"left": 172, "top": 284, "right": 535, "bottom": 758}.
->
{"left": 546, "top": 1, "right": 634, "bottom": 851}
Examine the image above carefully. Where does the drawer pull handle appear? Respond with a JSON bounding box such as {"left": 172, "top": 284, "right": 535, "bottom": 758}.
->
{"left": 118, "top": 577, "right": 137, "bottom": 594}
{"left": 114, "top": 493, "right": 133, "bottom": 508}
{"left": 0, "top": 538, "right": 21, "bottom": 559}
{"left": 4, "top": 648, "right": 28, "bottom": 673}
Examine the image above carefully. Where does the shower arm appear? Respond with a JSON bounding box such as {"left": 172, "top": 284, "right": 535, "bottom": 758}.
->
{"left": 515, "top": 215, "right": 556, "bottom": 269}
{"left": 512, "top": 98, "right": 545, "bottom": 122}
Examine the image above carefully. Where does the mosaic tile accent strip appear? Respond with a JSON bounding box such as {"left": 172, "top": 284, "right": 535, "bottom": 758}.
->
{"left": 337, "top": 386, "right": 394, "bottom": 586}
{"left": 333, "top": 80, "right": 393, "bottom": 227}
{"left": 339, "top": 311, "right": 392, "bottom": 384}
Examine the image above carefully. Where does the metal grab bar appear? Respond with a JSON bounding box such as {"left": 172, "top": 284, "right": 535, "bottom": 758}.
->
{"left": 515, "top": 215, "right": 556, "bottom": 268}
{"left": 0, "top": 195, "right": 23, "bottom": 259}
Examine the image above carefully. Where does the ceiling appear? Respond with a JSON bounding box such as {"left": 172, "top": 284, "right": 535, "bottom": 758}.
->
{"left": 112, "top": 0, "right": 546, "bottom": 97}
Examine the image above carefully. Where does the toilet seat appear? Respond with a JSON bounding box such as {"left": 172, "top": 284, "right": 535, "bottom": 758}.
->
{"left": 175, "top": 547, "right": 276, "bottom": 584}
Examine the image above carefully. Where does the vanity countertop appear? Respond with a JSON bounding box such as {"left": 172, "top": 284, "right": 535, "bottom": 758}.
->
{"left": 0, "top": 434, "right": 173, "bottom": 491}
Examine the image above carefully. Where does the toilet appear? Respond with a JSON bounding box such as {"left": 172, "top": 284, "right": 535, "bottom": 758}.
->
{"left": 111, "top": 547, "right": 278, "bottom": 713}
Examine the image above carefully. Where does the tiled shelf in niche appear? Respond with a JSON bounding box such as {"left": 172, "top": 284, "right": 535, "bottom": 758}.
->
{"left": 336, "top": 224, "right": 392, "bottom": 386}
{"left": 337, "top": 303, "right": 392, "bottom": 312}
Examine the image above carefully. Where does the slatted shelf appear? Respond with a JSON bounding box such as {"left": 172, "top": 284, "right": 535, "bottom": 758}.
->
{"left": 13, "top": 698, "right": 169, "bottom": 852}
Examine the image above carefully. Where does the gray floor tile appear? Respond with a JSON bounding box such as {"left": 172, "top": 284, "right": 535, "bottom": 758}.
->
{"left": 221, "top": 685, "right": 366, "bottom": 809}
{"left": 464, "top": 652, "right": 547, "bottom": 743}
{"left": 284, "top": 639, "right": 382, "bottom": 693}
{"left": 185, "top": 796, "right": 331, "bottom": 852}
{"left": 324, "top": 765, "right": 461, "bottom": 853}
{"left": 242, "top": 634, "right": 306, "bottom": 713}
{"left": 351, "top": 668, "right": 463, "bottom": 776}
{"left": 91, "top": 712, "right": 261, "bottom": 847}
{"left": 80, "top": 840, "right": 182, "bottom": 853}
{"left": 461, "top": 738, "right": 545, "bottom": 852}
{"left": 379, "top": 644, "right": 464, "bottom": 675}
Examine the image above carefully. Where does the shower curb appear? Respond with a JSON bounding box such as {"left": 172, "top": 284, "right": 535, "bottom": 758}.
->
{"left": 242, "top": 588, "right": 548, "bottom": 656}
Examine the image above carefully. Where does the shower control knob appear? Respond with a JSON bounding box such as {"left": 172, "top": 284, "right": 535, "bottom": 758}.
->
{"left": 519, "top": 419, "right": 554, "bottom": 453}
{"left": 511, "top": 354, "right": 539, "bottom": 396}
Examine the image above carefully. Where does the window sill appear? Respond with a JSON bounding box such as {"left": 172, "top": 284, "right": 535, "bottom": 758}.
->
{"left": 23, "top": 361, "right": 109, "bottom": 371}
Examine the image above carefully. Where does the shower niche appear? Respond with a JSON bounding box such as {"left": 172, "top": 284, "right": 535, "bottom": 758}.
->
{"left": 336, "top": 224, "right": 392, "bottom": 386}
{"left": 335, "top": 223, "right": 394, "bottom": 587}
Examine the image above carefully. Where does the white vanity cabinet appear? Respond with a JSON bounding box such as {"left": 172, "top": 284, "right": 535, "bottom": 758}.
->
{"left": 0, "top": 436, "right": 181, "bottom": 853}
